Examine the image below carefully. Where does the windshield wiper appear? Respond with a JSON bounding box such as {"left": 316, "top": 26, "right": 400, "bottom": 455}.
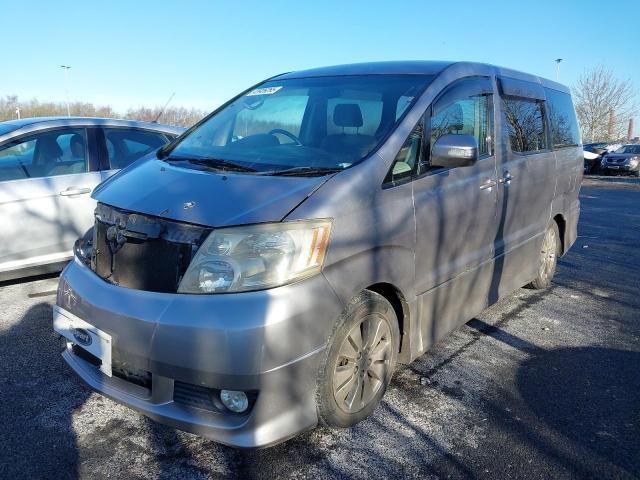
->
{"left": 165, "top": 156, "right": 257, "bottom": 172}
{"left": 258, "top": 166, "right": 343, "bottom": 177}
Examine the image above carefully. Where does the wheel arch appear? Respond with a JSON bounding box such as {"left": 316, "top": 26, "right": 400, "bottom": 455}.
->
{"left": 365, "top": 282, "right": 411, "bottom": 362}
{"left": 552, "top": 213, "right": 567, "bottom": 255}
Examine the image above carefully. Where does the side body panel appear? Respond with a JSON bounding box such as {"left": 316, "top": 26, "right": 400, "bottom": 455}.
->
{"left": 491, "top": 83, "right": 557, "bottom": 297}
{"left": 0, "top": 172, "right": 102, "bottom": 279}
{"left": 551, "top": 145, "right": 582, "bottom": 252}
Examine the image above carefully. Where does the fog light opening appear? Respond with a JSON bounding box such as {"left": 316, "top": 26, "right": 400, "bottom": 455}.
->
{"left": 220, "top": 389, "right": 249, "bottom": 413}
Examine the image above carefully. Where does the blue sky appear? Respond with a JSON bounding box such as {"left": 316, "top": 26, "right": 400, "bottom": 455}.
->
{"left": 2, "top": 0, "right": 639, "bottom": 130}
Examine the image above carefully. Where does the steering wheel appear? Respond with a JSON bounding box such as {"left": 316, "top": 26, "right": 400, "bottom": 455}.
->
{"left": 268, "top": 129, "right": 301, "bottom": 146}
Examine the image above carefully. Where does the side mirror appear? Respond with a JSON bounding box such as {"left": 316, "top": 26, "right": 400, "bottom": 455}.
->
{"left": 431, "top": 134, "right": 478, "bottom": 168}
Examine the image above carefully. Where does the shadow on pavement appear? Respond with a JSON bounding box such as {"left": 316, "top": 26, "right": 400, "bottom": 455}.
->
{"left": 517, "top": 346, "right": 640, "bottom": 477}
{"left": 0, "top": 302, "right": 91, "bottom": 480}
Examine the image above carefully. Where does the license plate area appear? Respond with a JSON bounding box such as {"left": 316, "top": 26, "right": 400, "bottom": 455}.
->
{"left": 53, "top": 305, "right": 112, "bottom": 377}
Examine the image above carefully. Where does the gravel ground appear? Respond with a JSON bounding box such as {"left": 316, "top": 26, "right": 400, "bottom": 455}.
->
{"left": 0, "top": 176, "right": 638, "bottom": 479}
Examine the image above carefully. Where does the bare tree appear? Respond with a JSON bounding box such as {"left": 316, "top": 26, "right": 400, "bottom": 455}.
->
{"left": 125, "top": 105, "right": 206, "bottom": 127}
{"left": 572, "top": 66, "right": 637, "bottom": 142}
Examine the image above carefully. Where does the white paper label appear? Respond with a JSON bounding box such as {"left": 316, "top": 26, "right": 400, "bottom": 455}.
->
{"left": 246, "top": 86, "right": 282, "bottom": 96}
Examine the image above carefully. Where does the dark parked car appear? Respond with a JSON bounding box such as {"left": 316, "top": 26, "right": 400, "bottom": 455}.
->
{"left": 583, "top": 142, "right": 622, "bottom": 174}
{"left": 0, "top": 117, "right": 184, "bottom": 281}
{"left": 601, "top": 144, "right": 640, "bottom": 176}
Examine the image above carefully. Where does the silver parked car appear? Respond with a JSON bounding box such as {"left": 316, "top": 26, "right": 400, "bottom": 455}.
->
{"left": 0, "top": 117, "right": 184, "bottom": 281}
{"left": 53, "top": 61, "right": 582, "bottom": 448}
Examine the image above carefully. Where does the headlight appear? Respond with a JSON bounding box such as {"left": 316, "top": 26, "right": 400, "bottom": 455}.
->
{"left": 177, "top": 220, "right": 332, "bottom": 294}
{"left": 629, "top": 157, "right": 639, "bottom": 168}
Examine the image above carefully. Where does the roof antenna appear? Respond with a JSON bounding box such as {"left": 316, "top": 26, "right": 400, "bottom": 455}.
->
{"left": 153, "top": 92, "right": 176, "bottom": 123}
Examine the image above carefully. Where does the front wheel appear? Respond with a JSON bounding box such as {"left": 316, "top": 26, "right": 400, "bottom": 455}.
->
{"left": 527, "top": 222, "right": 560, "bottom": 289}
{"left": 316, "top": 290, "right": 399, "bottom": 428}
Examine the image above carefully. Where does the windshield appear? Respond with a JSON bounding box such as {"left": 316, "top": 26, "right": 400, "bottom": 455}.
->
{"left": 164, "top": 75, "right": 433, "bottom": 175}
{"left": 615, "top": 145, "right": 640, "bottom": 154}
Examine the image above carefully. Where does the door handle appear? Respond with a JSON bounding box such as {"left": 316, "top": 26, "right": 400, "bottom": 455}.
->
{"left": 60, "top": 187, "right": 92, "bottom": 196}
{"left": 499, "top": 172, "right": 514, "bottom": 185}
{"left": 479, "top": 179, "right": 497, "bottom": 191}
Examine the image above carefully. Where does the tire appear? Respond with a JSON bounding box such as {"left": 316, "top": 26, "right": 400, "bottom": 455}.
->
{"left": 527, "top": 222, "right": 561, "bottom": 289}
{"left": 316, "top": 290, "right": 400, "bottom": 428}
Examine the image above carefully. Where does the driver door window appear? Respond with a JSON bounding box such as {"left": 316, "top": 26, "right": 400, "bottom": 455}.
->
{"left": 427, "top": 79, "right": 493, "bottom": 169}
{"left": 0, "top": 128, "right": 88, "bottom": 182}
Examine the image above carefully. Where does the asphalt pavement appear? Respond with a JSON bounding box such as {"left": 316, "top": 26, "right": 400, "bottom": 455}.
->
{"left": 0, "top": 176, "right": 638, "bottom": 479}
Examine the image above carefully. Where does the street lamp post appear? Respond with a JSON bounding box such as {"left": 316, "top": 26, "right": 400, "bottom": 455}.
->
{"left": 555, "top": 58, "right": 563, "bottom": 81}
{"left": 60, "top": 65, "right": 71, "bottom": 117}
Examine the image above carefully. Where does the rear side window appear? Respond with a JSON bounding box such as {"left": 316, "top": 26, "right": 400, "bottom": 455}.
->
{"left": 104, "top": 128, "right": 168, "bottom": 169}
{"left": 544, "top": 88, "right": 581, "bottom": 148}
{"left": 503, "top": 98, "right": 547, "bottom": 153}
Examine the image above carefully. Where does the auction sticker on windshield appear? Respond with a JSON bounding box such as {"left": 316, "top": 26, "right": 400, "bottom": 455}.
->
{"left": 53, "top": 305, "right": 113, "bottom": 377}
{"left": 246, "top": 86, "right": 283, "bottom": 96}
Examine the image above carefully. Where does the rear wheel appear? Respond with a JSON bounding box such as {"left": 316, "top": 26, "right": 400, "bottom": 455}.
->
{"left": 527, "top": 222, "right": 560, "bottom": 289}
{"left": 316, "top": 290, "right": 399, "bottom": 428}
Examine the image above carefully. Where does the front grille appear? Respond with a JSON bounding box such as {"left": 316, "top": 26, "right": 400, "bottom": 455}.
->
{"left": 91, "top": 203, "right": 211, "bottom": 293}
{"left": 112, "top": 363, "right": 152, "bottom": 390}
{"left": 606, "top": 157, "right": 626, "bottom": 164}
{"left": 173, "top": 381, "right": 223, "bottom": 412}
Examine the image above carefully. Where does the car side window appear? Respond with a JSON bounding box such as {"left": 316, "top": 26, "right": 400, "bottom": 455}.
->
{"left": 103, "top": 128, "right": 168, "bottom": 169}
{"left": 385, "top": 119, "right": 424, "bottom": 184}
{"left": 544, "top": 88, "right": 581, "bottom": 149}
{"left": 0, "top": 128, "right": 88, "bottom": 182}
{"left": 502, "top": 97, "right": 548, "bottom": 153}
{"left": 429, "top": 91, "right": 492, "bottom": 162}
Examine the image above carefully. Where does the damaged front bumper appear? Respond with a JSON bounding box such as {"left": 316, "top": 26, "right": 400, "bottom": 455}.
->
{"left": 56, "top": 258, "right": 343, "bottom": 448}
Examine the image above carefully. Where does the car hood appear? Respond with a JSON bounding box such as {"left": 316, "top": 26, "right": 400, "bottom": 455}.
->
{"left": 92, "top": 158, "right": 332, "bottom": 227}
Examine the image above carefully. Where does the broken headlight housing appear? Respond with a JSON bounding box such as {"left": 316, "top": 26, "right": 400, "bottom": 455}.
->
{"left": 177, "top": 220, "right": 332, "bottom": 294}
{"left": 73, "top": 227, "right": 95, "bottom": 267}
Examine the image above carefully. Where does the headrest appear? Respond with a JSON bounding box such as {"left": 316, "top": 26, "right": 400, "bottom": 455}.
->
{"left": 39, "top": 137, "right": 64, "bottom": 159}
{"left": 333, "top": 103, "right": 363, "bottom": 128}
{"left": 70, "top": 134, "right": 84, "bottom": 149}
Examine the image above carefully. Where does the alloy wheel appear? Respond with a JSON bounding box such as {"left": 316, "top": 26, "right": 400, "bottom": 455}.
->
{"left": 332, "top": 313, "right": 393, "bottom": 414}
{"left": 539, "top": 227, "right": 557, "bottom": 281}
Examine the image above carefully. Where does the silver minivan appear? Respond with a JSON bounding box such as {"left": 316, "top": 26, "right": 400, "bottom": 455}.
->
{"left": 53, "top": 61, "right": 582, "bottom": 448}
